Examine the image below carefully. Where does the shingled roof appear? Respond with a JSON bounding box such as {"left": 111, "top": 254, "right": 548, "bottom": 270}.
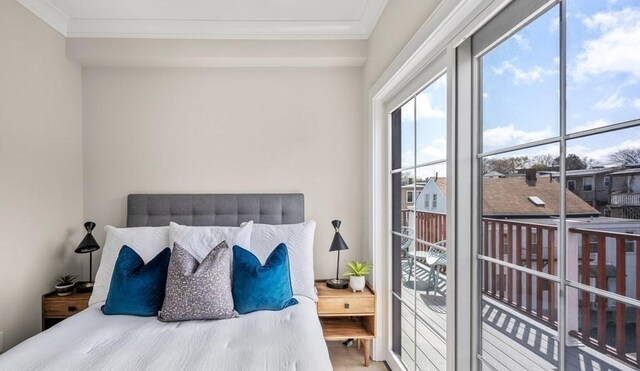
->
{"left": 483, "top": 177, "right": 599, "bottom": 217}
{"left": 431, "top": 177, "right": 599, "bottom": 217}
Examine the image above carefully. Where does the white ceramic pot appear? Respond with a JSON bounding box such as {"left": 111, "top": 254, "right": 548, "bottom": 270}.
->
{"left": 350, "top": 276, "right": 366, "bottom": 292}
{"left": 55, "top": 283, "right": 75, "bottom": 296}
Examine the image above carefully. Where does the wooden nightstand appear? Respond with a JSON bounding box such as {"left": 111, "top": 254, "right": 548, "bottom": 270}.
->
{"left": 42, "top": 290, "right": 90, "bottom": 330}
{"left": 315, "top": 280, "right": 376, "bottom": 367}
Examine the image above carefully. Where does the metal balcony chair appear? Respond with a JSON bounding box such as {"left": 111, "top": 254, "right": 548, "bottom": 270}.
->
{"left": 400, "top": 227, "right": 415, "bottom": 258}
{"left": 407, "top": 240, "right": 447, "bottom": 295}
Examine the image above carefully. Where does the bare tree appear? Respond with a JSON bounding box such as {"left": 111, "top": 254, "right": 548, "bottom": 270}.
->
{"left": 609, "top": 148, "right": 640, "bottom": 165}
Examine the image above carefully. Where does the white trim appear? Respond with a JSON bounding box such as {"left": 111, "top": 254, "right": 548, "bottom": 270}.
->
{"left": 16, "top": 0, "right": 69, "bottom": 36}
{"left": 368, "top": 0, "right": 513, "bottom": 366}
{"left": 16, "top": 0, "right": 388, "bottom": 40}
{"left": 66, "top": 19, "right": 373, "bottom": 40}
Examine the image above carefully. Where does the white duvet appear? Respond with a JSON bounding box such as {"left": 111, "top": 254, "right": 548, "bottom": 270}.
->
{"left": 0, "top": 297, "right": 332, "bottom": 371}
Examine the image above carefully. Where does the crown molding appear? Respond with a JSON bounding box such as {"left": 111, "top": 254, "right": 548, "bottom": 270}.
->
{"left": 66, "top": 19, "right": 370, "bottom": 40}
{"left": 66, "top": 38, "right": 368, "bottom": 67}
{"left": 17, "top": 0, "right": 388, "bottom": 40}
{"left": 17, "top": 0, "right": 68, "bottom": 36}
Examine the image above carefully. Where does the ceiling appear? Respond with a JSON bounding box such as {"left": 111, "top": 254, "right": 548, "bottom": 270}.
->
{"left": 17, "top": 0, "right": 388, "bottom": 39}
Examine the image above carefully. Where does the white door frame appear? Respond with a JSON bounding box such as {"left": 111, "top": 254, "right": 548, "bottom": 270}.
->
{"left": 367, "top": 0, "right": 513, "bottom": 369}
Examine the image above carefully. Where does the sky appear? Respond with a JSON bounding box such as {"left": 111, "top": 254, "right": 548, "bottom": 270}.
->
{"left": 483, "top": 0, "right": 640, "bottom": 164}
{"left": 398, "top": 0, "right": 640, "bottom": 180}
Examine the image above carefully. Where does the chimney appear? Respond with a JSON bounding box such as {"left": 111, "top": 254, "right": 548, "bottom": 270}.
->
{"left": 525, "top": 168, "right": 537, "bottom": 185}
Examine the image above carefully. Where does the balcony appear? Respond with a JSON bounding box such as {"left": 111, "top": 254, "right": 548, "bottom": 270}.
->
{"left": 400, "top": 210, "right": 640, "bottom": 370}
{"left": 610, "top": 193, "right": 640, "bottom": 206}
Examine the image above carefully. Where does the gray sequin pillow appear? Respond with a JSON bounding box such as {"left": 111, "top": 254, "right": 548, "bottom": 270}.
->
{"left": 158, "top": 241, "right": 239, "bottom": 322}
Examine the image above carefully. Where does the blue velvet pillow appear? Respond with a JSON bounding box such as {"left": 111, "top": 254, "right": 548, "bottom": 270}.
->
{"left": 232, "top": 243, "right": 298, "bottom": 314}
{"left": 102, "top": 245, "right": 171, "bottom": 316}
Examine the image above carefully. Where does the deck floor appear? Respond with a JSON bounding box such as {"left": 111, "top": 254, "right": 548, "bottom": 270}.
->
{"left": 399, "top": 259, "right": 636, "bottom": 371}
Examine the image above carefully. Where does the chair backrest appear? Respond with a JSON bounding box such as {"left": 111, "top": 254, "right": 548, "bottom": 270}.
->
{"left": 400, "top": 227, "right": 415, "bottom": 251}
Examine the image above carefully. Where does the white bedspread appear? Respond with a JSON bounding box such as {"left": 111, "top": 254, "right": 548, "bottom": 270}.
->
{"left": 0, "top": 296, "right": 331, "bottom": 371}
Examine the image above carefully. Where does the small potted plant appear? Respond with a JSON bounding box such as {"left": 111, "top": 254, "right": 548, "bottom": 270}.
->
{"left": 55, "top": 274, "right": 78, "bottom": 296}
{"left": 343, "top": 261, "right": 372, "bottom": 292}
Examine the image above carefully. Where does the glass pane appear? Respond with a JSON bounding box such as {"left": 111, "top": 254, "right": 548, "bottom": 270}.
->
{"left": 565, "top": 126, "right": 640, "bottom": 302}
{"left": 401, "top": 98, "right": 416, "bottom": 169}
{"left": 400, "top": 303, "right": 417, "bottom": 370}
{"left": 416, "top": 314, "right": 446, "bottom": 371}
{"left": 416, "top": 74, "right": 447, "bottom": 165}
{"left": 480, "top": 282, "right": 559, "bottom": 371}
{"left": 567, "top": 0, "right": 640, "bottom": 133}
{"left": 481, "top": 144, "right": 560, "bottom": 353}
{"left": 565, "top": 287, "right": 639, "bottom": 370}
{"left": 481, "top": 5, "right": 560, "bottom": 153}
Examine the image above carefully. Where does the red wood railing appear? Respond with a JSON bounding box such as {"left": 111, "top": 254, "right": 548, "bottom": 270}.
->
{"left": 399, "top": 209, "right": 639, "bottom": 367}
{"left": 568, "top": 228, "right": 640, "bottom": 367}
{"left": 400, "top": 209, "right": 446, "bottom": 244}
{"left": 482, "top": 218, "right": 558, "bottom": 325}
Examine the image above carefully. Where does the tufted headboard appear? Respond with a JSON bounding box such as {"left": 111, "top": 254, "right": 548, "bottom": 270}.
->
{"left": 127, "top": 194, "right": 304, "bottom": 227}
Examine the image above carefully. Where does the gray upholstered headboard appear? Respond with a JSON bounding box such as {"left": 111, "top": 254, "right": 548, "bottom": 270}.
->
{"left": 127, "top": 194, "right": 304, "bottom": 227}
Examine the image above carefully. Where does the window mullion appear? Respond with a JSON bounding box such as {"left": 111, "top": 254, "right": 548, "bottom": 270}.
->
{"left": 557, "top": 0, "right": 568, "bottom": 370}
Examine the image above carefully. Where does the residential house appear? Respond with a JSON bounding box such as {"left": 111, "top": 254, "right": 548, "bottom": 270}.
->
{"left": 608, "top": 167, "right": 640, "bottom": 219}
{"left": 414, "top": 178, "right": 446, "bottom": 214}
{"left": 401, "top": 181, "right": 426, "bottom": 210}
{"left": 543, "top": 168, "right": 616, "bottom": 210}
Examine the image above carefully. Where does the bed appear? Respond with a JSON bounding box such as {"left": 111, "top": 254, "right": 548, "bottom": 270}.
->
{"left": 0, "top": 194, "right": 332, "bottom": 371}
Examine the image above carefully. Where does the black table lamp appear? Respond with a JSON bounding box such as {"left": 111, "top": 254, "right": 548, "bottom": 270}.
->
{"left": 75, "top": 221, "right": 100, "bottom": 292}
{"left": 326, "top": 220, "right": 349, "bottom": 289}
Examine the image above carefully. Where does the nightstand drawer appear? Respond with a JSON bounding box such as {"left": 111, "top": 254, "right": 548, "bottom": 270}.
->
{"left": 43, "top": 298, "right": 88, "bottom": 317}
{"left": 317, "top": 296, "right": 374, "bottom": 315}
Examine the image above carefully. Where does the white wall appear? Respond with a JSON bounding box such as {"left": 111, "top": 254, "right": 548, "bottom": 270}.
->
{"left": 0, "top": 0, "right": 83, "bottom": 350}
{"left": 82, "top": 66, "right": 364, "bottom": 280}
{"left": 363, "top": 0, "right": 443, "bottom": 90}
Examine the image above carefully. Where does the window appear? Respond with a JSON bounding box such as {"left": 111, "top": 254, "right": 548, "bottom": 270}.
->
{"left": 625, "top": 231, "right": 636, "bottom": 253}
{"left": 390, "top": 71, "right": 448, "bottom": 371}
{"left": 583, "top": 177, "right": 594, "bottom": 191}
{"left": 472, "top": 0, "right": 640, "bottom": 369}
{"left": 432, "top": 194, "right": 438, "bottom": 209}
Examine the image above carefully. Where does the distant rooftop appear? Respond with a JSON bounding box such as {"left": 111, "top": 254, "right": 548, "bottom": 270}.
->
{"left": 483, "top": 177, "right": 599, "bottom": 217}
{"left": 542, "top": 167, "right": 617, "bottom": 177}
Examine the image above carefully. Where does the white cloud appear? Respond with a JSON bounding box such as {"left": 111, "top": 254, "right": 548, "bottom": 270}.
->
{"left": 419, "top": 145, "right": 447, "bottom": 160}
{"left": 402, "top": 150, "right": 413, "bottom": 166}
{"left": 415, "top": 92, "right": 446, "bottom": 119}
{"left": 483, "top": 124, "right": 554, "bottom": 148}
{"left": 549, "top": 17, "right": 560, "bottom": 33}
{"left": 416, "top": 163, "right": 447, "bottom": 179}
{"left": 572, "top": 119, "right": 609, "bottom": 132}
{"left": 594, "top": 92, "right": 626, "bottom": 110}
{"left": 492, "top": 60, "right": 555, "bottom": 84}
{"left": 633, "top": 98, "right": 640, "bottom": 110}
{"left": 573, "top": 8, "right": 640, "bottom": 80}
{"left": 483, "top": 92, "right": 489, "bottom": 99}
{"left": 571, "top": 139, "right": 640, "bottom": 165}
{"left": 512, "top": 34, "right": 531, "bottom": 50}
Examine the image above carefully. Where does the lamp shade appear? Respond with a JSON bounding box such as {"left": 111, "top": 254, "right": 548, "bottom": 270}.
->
{"left": 329, "top": 220, "right": 349, "bottom": 252}
{"left": 75, "top": 221, "right": 100, "bottom": 254}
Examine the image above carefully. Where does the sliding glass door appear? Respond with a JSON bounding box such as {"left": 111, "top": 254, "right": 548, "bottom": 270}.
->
{"left": 469, "top": 0, "right": 640, "bottom": 369}
{"left": 390, "top": 60, "right": 449, "bottom": 370}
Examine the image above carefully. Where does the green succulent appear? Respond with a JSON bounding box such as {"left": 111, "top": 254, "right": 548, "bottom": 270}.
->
{"left": 56, "top": 273, "right": 78, "bottom": 286}
{"left": 343, "top": 261, "right": 372, "bottom": 277}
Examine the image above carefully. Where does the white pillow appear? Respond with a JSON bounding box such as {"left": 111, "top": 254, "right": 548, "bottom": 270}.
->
{"left": 169, "top": 221, "right": 253, "bottom": 263}
{"left": 247, "top": 221, "right": 316, "bottom": 300}
{"left": 89, "top": 226, "right": 170, "bottom": 306}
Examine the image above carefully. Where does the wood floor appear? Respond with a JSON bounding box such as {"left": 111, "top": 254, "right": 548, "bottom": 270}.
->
{"left": 327, "top": 341, "right": 388, "bottom": 371}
